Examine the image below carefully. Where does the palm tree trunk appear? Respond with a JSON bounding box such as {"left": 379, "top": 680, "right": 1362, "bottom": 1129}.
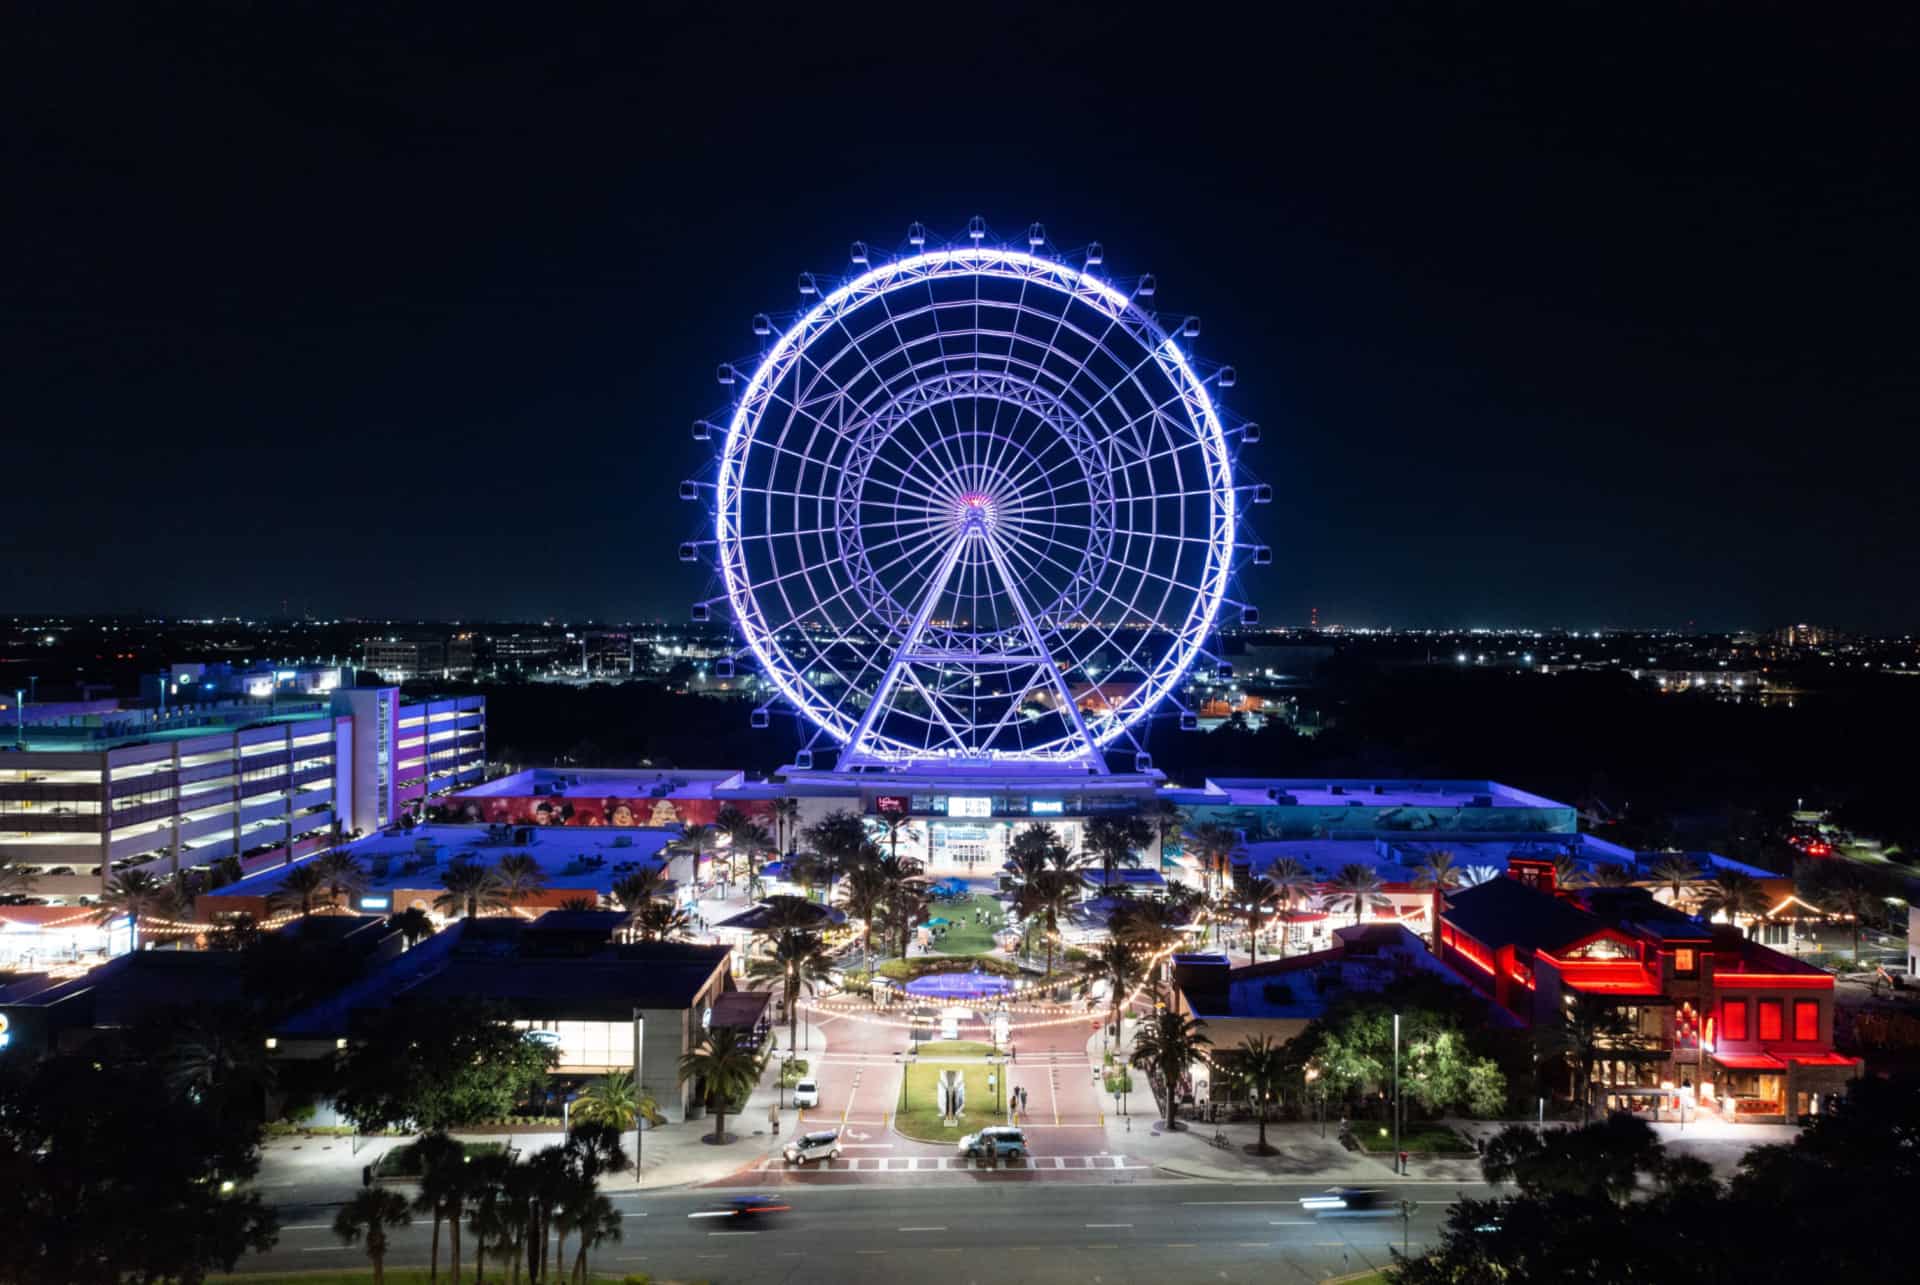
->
{"left": 450, "top": 1210, "right": 461, "bottom": 1284}
{"left": 1257, "top": 1102, "right": 1268, "bottom": 1152}
{"left": 374, "top": 1253, "right": 386, "bottom": 1285}
{"left": 474, "top": 1238, "right": 486, "bottom": 1284}
{"left": 714, "top": 1103, "right": 728, "bottom": 1143}
{"left": 1044, "top": 931, "right": 1054, "bottom": 980}
{"left": 555, "top": 1229, "right": 568, "bottom": 1281}
{"left": 430, "top": 1214, "right": 441, "bottom": 1284}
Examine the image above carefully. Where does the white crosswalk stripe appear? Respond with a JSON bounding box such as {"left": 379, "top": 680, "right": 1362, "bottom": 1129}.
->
{"left": 757, "top": 1154, "right": 1146, "bottom": 1172}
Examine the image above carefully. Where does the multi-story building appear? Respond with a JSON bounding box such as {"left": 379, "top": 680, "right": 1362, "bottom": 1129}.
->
{"left": 328, "top": 690, "right": 486, "bottom": 834}
{"left": 360, "top": 637, "right": 446, "bottom": 683}
{"left": 1438, "top": 858, "right": 1861, "bottom": 1123}
{"left": 0, "top": 700, "right": 349, "bottom": 902}
{"left": 0, "top": 689, "right": 485, "bottom": 903}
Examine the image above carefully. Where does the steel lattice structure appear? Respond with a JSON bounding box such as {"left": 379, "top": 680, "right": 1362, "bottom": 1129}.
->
{"left": 684, "top": 225, "right": 1264, "bottom": 771}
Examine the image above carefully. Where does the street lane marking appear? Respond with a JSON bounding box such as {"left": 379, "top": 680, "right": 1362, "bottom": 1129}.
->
{"left": 299, "top": 1247, "right": 350, "bottom": 1253}
{"left": 899, "top": 1227, "right": 948, "bottom": 1232}
{"left": 282, "top": 1224, "right": 334, "bottom": 1230}
{"left": 1270, "top": 1220, "right": 1313, "bottom": 1225}
{"left": 1086, "top": 1223, "right": 1132, "bottom": 1228}
{"left": 708, "top": 1231, "right": 757, "bottom": 1237}
{"left": 1182, "top": 1200, "right": 1290, "bottom": 1205}
{"left": 856, "top": 1249, "right": 889, "bottom": 1255}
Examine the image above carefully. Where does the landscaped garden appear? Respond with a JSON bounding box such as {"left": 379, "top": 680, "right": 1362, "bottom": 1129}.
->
{"left": 876, "top": 953, "right": 1021, "bottom": 982}
{"left": 894, "top": 1057, "right": 1010, "bottom": 1143}
{"left": 1352, "top": 1120, "right": 1471, "bottom": 1153}
{"left": 917, "top": 893, "right": 1008, "bottom": 955}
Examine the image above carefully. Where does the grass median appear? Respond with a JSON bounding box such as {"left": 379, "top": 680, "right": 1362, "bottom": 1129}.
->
{"left": 894, "top": 1059, "right": 1010, "bottom": 1143}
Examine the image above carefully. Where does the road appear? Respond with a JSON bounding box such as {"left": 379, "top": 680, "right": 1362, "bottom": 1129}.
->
{"left": 247, "top": 1179, "right": 1481, "bottom": 1282}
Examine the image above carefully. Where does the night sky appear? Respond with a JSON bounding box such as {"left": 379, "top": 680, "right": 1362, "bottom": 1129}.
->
{"left": 5, "top": 4, "right": 1915, "bottom": 630}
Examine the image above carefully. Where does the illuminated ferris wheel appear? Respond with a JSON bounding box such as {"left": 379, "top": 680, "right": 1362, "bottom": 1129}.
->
{"left": 681, "top": 220, "right": 1267, "bottom": 771}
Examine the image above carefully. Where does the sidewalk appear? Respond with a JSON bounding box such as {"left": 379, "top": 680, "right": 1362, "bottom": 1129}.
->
{"left": 254, "top": 1024, "right": 821, "bottom": 1205}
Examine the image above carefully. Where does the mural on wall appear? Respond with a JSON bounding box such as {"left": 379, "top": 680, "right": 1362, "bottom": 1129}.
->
{"left": 441, "top": 796, "right": 776, "bottom": 829}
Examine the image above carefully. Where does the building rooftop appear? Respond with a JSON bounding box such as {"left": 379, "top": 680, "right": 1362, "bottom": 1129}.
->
{"left": 200, "top": 823, "right": 676, "bottom": 905}
{"left": 278, "top": 916, "right": 738, "bottom": 1035}
{"left": 1199, "top": 778, "right": 1572, "bottom": 811}
{"left": 1442, "top": 876, "right": 1608, "bottom": 954}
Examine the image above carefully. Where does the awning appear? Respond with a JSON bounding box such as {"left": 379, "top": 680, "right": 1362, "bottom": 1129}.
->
{"left": 1787, "top": 1052, "right": 1859, "bottom": 1068}
{"left": 1712, "top": 1053, "right": 1785, "bottom": 1071}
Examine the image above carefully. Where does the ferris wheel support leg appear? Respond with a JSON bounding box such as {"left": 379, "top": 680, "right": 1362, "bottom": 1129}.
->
{"left": 841, "top": 526, "right": 976, "bottom": 765}
{"left": 975, "top": 525, "right": 1108, "bottom": 774}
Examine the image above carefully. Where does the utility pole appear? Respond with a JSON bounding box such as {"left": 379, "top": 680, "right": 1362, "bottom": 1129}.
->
{"left": 631, "top": 1009, "right": 645, "bottom": 1184}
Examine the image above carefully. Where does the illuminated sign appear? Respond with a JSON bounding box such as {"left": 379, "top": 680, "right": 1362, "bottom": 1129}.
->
{"left": 1031, "top": 800, "right": 1064, "bottom": 815}
{"left": 0, "top": 1012, "right": 10, "bottom": 1050}
{"left": 875, "top": 795, "right": 911, "bottom": 816}
{"left": 948, "top": 796, "right": 991, "bottom": 818}
{"left": 360, "top": 896, "right": 391, "bottom": 911}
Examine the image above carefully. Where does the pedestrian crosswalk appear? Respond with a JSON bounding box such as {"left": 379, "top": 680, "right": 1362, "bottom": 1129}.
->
{"left": 757, "top": 1154, "right": 1146, "bottom": 1173}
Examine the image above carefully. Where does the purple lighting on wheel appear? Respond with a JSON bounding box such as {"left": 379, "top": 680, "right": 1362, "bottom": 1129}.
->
{"left": 903, "top": 971, "right": 1015, "bottom": 1001}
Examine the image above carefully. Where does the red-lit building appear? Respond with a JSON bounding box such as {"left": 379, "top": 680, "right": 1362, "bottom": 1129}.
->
{"left": 1438, "top": 859, "right": 1860, "bottom": 1123}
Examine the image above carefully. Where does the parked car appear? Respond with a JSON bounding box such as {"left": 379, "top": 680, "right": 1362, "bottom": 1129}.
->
{"left": 792, "top": 1077, "right": 820, "bottom": 1108}
{"left": 957, "top": 1126, "right": 1027, "bottom": 1160}
{"left": 782, "top": 1128, "right": 842, "bottom": 1166}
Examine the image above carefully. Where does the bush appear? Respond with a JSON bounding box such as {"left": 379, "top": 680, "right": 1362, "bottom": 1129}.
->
{"left": 1104, "top": 1072, "right": 1134, "bottom": 1094}
{"left": 876, "top": 955, "right": 1022, "bottom": 982}
{"left": 779, "top": 1059, "right": 810, "bottom": 1086}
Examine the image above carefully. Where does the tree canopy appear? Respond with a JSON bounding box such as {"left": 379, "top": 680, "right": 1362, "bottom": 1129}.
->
{"left": 334, "top": 1000, "right": 557, "bottom": 1132}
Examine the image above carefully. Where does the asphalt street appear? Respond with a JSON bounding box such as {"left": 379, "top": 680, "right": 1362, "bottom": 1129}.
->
{"left": 248, "top": 1179, "right": 1483, "bottom": 1282}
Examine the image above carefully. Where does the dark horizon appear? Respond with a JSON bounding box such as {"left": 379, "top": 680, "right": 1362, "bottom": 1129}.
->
{"left": 5, "top": 6, "right": 1916, "bottom": 630}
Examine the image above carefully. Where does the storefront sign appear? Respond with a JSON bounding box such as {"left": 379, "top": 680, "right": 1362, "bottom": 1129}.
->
{"left": 1031, "top": 800, "right": 1064, "bottom": 815}
{"left": 875, "top": 795, "right": 911, "bottom": 816}
{"left": 948, "top": 796, "right": 992, "bottom": 818}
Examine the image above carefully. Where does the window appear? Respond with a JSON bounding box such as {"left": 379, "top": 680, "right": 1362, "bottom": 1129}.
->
{"left": 1757, "top": 999, "right": 1783, "bottom": 1042}
{"left": 1794, "top": 999, "right": 1819, "bottom": 1042}
{"left": 1721, "top": 998, "right": 1748, "bottom": 1041}
{"left": 1674, "top": 948, "right": 1695, "bottom": 974}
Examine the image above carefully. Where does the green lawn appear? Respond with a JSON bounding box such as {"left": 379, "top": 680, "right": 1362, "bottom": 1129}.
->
{"left": 894, "top": 1059, "right": 1010, "bottom": 1143}
{"left": 1354, "top": 1121, "right": 1469, "bottom": 1153}
{"left": 923, "top": 894, "right": 1007, "bottom": 956}
{"left": 914, "top": 1040, "right": 995, "bottom": 1058}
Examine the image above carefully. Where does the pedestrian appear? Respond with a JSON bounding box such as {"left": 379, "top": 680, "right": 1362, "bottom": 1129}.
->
{"left": 770, "top": 1101, "right": 781, "bottom": 1135}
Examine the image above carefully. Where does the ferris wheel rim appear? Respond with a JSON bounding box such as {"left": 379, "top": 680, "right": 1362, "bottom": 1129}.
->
{"left": 713, "top": 244, "right": 1238, "bottom": 760}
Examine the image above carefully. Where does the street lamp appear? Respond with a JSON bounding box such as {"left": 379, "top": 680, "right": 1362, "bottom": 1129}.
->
{"left": 1392, "top": 1012, "right": 1402, "bottom": 1175}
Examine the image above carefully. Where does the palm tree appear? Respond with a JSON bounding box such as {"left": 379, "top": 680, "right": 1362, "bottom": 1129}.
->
{"left": 1143, "top": 797, "right": 1185, "bottom": 869}
{"left": 610, "top": 866, "right": 671, "bottom": 910}
{"left": 1013, "top": 866, "right": 1080, "bottom": 978}
{"left": 1823, "top": 883, "right": 1882, "bottom": 962}
{"left": 1082, "top": 813, "right": 1151, "bottom": 894}
{"left": 1263, "top": 857, "right": 1316, "bottom": 958}
{"left": 492, "top": 852, "right": 548, "bottom": 912}
{"left": 727, "top": 822, "right": 778, "bottom": 894}
{"left": 563, "top": 1190, "right": 622, "bottom": 1284}
{"left": 772, "top": 797, "right": 802, "bottom": 856}
{"left": 519, "top": 1143, "right": 575, "bottom": 1283}
{"left": 1594, "top": 864, "right": 1636, "bottom": 888}
{"left": 749, "top": 929, "right": 835, "bottom": 1053}
{"left": 1007, "top": 822, "right": 1075, "bottom": 885}
{"left": 1182, "top": 821, "right": 1243, "bottom": 901}
{"left": 835, "top": 862, "right": 889, "bottom": 970}
{"left": 412, "top": 1130, "right": 468, "bottom": 1284}
{"left": 315, "top": 851, "right": 367, "bottom": 911}
{"left": 1551, "top": 853, "right": 1591, "bottom": 891}
{"left": 1235, "top": 1033, "right": 1287, "bottom": 1155}
{"left": 678, "top": 1026, "right": 762, "bottom": 1144}
{"left": 1698, "top": 869, "right": 1769, "bottom": 935}
{"left": 571, "top": 1072, "right": 659, "bottom": 1157}
{"left": 1111, "top": 896, "right": 1185, "bottom": 999}
{"left": 271, "top": 864, "right": 331, "bottom": 920}
{"left": 163, "top": 1007, "right": 275, "bottom": 1125}
{"left": 1234, "top": 873, "right": 1281, "bottom": 964}
{"left": 669, "top": 822, "right": 718, "bottom": 886}
{"left": 1550, "top": 992, "right": 1649, "bottom": 1122}
{"left": 1079, "top": 938, "right": 1148, "bottom": 1055}
{"left": 875, "top": 853, "right": 929, "bottom": 956}
{"left": 1411, "top": 849, "right": 1462, "bottom": 952}
{"left": 1128, "top": 1009, "right": 1212, "bottom": 1130}
{"left": 1461, "top": 864, "right": 1501, "bottom": 888}
{"left": 0, "top": 858, "right": 38, "bottom": 899}
{"left": 461, "top": 1149, "right": 519, "bottom": 1284}
{"left": 564, "top": 1118, "right": 631, "bottom": 1186}
{"left": 629, "top": 899, "right": 692, "bottom": 942}
{"left": 95, "top": 867, "right": 181, "bottom": 933}
{"left": 1327, "top": 863, "right": 1390, "bottom": 926}
{"left": 334, "top": 1187, "right": 412, "bottom": 1285}
{"left": 434, "top": 859, "right": 503, "bottom": 920}
{"left": 387, "top": 905, "right": 435, "bottom": 948}
{"left": 1644, "top": 855, "right": 1699, "bottom": 911}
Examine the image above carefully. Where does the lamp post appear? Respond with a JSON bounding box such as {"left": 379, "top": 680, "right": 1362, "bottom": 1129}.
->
{"left": 1392, "top": 1012, "right": 1402, "bottom": 1176}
